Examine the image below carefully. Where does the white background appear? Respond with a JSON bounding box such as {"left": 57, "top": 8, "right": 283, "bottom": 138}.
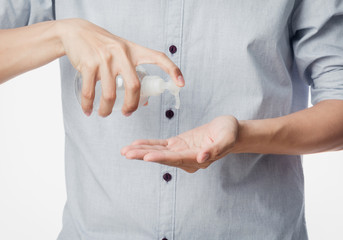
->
{"left": 0, "top": 61, "right": 342, "bottom": 239}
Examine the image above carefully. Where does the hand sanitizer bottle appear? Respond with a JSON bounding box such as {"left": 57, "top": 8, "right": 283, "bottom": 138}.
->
{"left": 74, "top": 66, "right": 181, "bottom": 112}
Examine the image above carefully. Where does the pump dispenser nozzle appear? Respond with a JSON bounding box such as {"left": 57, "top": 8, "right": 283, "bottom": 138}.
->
{"left": 140, "top": 76, "right": 181, "bottom": 109}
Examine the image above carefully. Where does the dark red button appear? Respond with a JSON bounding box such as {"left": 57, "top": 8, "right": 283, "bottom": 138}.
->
{"left": 163, "top": 173, "right": 172, "bottom": 182}
{"left": 169, "top": 45, "right": 177, "bottom": 54}
{"left": 162, "top": 238, "right": 168, "bottom": 240}
{"left": 165, "top": 110, "right": 174, "bottom": 119}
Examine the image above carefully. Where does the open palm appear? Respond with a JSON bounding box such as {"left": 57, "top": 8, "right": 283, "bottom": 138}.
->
{"left": 121, "top": 116, "right": 239, "bottom": 173}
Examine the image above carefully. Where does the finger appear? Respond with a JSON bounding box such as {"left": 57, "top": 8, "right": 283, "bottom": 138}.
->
{"left": 135, "top": 47, "right": 185, "bottom": 87}
{"left": 121, "top": 144, "right": 167, "bottom": 156}
{"left": 124, "top": 148, "right": 202, "bottom": 174}
{"left": 154, "top": 53, "right": 185, "bottom": 87}
{"left": 144, "top": 149, "right": 197, "bottom": 166}
{"left": 98, "top": 65, "right": 116, "bottom": 117}
{"left": 131, "top": 139, "right": 168, "bottom": 146}
{"left": 80, "top": 69, "right": 97, "bottom": 116}
{"left": 126, "top": 148, "right": 201, "bottom": 171}
{"left": 197, "top": 151, "right": 211, "bottom": 164}
{"left": 121, "top": 63, "right": 140, "bottom": 116}
{"left": 124, "top": 149, "right": 153, "bottom": 160}
{"left": 179, "top": 167, "right": 199, "bottom": 173}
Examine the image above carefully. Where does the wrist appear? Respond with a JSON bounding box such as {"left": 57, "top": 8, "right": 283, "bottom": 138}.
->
{"left": 231, "top": 120, "right": 249, "bottom": 154}
{"left": 231, "top": 118, "right": 278, "bottom": 154}
{"left": 53, "top": 20, "right": 66, "bottom": 57}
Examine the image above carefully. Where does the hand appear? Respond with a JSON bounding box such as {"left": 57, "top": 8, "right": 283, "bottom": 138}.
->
{"left": 121, "top": 116, "right": 239, "bottom": 173}
{"left": 57, "top": 18, "right": 184, "bottom": 117}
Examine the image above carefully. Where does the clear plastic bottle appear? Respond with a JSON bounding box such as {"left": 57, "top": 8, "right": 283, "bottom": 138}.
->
{"left": 74, "top": 65, "right": 181, "bottom": 112}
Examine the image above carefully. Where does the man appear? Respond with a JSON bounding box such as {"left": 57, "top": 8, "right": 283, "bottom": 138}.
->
{"left": 1, "top": 0, "right": 343, "bottom": 239}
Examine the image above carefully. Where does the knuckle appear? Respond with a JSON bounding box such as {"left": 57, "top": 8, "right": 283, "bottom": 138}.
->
{"left": 80, "top": 61, "right": 97, "bottom": 73}
{"left": 102, "top": 90, "right": 116, "bottom": 102}
{"left": 126, "top": 80, "right": 141, "bottom": 92}
{"left": 124, "top": 41, "right": 137, "bottom": 52}
{"left": 100, "top": 49, "right": 112, "bottom": 62}
{"left": 171, "top": 66, "right": 181, "bottom": 75}
{"left": 81, "top": 88, "right": 94, "bottom": 100}
{"left": 116, "top": 40, "right": 127, "bottom": 49}
{"left": 107, "top": 43, "right": 118, "bottom": 53}
{"left": 116, "top": 41, "right": 130, "bottom": 56}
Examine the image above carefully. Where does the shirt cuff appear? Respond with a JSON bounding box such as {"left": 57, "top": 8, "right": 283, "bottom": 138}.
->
{"left": 311, "top": 70, "right": 343, "bottom": 105}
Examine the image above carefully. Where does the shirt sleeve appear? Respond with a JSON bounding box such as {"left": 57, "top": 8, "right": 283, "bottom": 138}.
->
{"left": 0, "top": 0, "right": 55, "bottom": 29}
{"left": 292, "top": 0, "right": 343, "bottom": 105}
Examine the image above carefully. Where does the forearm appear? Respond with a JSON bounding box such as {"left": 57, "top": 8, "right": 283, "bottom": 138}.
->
{"left": 0, "top": 21, "right": 64, "bottom": 83}
{"left": 232, "top": 100, "right": 343, "bottom": 155}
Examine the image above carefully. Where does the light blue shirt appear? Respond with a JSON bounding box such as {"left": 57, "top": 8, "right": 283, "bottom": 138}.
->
{"left": 1, "top": 1, "right": 343, "bottom": 239}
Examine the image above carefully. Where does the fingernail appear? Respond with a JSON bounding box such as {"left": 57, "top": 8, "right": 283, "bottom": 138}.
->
{"left": 85, "top": 110, "right": 92, "bottom": 116}
{"left": 202, "top": 153, "right": 210, "bottom": 162}
{"left": 177, "top": 75, "right": 185, "bottom": 86}
{"left": 124, "top": 112, "right": 132, "bottom": 117}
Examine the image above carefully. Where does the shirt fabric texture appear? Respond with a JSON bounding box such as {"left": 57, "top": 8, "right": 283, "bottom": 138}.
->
{"left": 1, "top": 0, "right": 343, "bottom": 239}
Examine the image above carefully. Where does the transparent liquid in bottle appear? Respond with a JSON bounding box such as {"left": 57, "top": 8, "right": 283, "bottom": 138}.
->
{"left": 74, "top": 66, "right": 149, "bottom": 111}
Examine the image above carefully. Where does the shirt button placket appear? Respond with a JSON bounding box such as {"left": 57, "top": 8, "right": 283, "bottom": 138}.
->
{"left": 158, "top": 0, "right": 184, "bottom": 240}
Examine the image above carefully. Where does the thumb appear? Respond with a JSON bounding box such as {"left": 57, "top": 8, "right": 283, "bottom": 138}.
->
{"left": 196, "top": 142, "right": 224, "bottom": 164}
{"left": 196, "top": 131, "right": 237, "bottom": 163}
